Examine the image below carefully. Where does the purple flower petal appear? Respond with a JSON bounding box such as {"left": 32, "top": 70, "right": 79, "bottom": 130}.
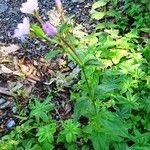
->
{"left": 42, "top": 22, "right": 58, "bottom": 37}
{"left": 20, "top": 0, "right": 38, "bottom": 14}
{"left": 13, "top": 17, "right": 30, "bottom": 39}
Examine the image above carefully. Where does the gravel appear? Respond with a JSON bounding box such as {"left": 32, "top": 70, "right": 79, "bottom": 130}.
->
{"left": 0, "top": 3, "right": 8, "bottom": 13}
{"left": 0, "top": 97, "right": 6, "bottom": 105}
{"left": 0, "top": 0, "right": 94, "bottom": 43}
{"left": 0, "top": 101, "right": 13, "bottom": 109}
{"left": 6, "top": 119, "right": 15, "bottom": 129}
{"left": 12, "top": 106, "right": 17, "bottom": 114}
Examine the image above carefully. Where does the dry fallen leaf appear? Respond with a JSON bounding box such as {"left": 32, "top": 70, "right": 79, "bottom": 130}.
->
{"left": 19, "top": 64, "right": 30, "bottom": 74}
{"left": 13, "top": 56, "right": 19, "bottom": 70}
{"left": 28, "top": 75, "right": 41, "bottom": 82}
{"left": 0, "top": 87, "right": 12, "bottom": 96}
{"left": 0, "top": 44, "right": 20, "bottom": 55}
{"left": 47, "top": 9, "right": 61, "bottom": 27}
{"left": 0, "top": 64, "right": 13, "bottom": 74}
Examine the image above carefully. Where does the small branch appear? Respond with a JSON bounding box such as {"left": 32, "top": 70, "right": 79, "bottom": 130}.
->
{"left": 34, "top": 10, "right": 44, "bottom": 25}
{"left": 59, "top": 36, "right": 83, "bottom": 66}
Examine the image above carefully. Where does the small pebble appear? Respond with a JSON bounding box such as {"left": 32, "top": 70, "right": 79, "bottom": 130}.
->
{"left": 12, "top": 106, "right": 17, "bottom": 114}
{"left": 0, "top": 101, "right": 12, "bottom": 109}
{"left": 0, "top": 3, "right": 8, "bottom": 13}
{"left": 72, "top": 67, "right": 80, "bottom": 74}
{"left": 6, "top": 120, "right": 15, "bottom": 129}
{"left": 68, "top": 62, "right": 76, "bottom": 69}
{"left": 0, "top": 98, "right": 6, "bottom": 105}
{"left": 55, "top": 115, "right": 60, "bottom": 120}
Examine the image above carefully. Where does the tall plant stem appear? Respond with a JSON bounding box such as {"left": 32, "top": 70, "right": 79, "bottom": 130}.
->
{"left": 59, "top": 36, "right": 83, "bottom": 66}
{"left": 82, "top": 67, "right": 97, "bottom": 113}
{"left": 82, "top": 67, "right": 91, "bottom": 93}
{"left": 34, "top": 10, "right": 44, "bottom": 25}
{"left": 60, "top": 37, "right": 97, "bottom": 113}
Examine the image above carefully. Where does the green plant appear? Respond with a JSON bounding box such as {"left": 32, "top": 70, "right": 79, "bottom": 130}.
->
{"left": 58, "top": 119, "right": 81, "bottom": 143}
{"left": 0, "top": 0, "right": 150, "bottom": 149}
{"left": 30, "top": 98, "right": 54, "bottom": 123}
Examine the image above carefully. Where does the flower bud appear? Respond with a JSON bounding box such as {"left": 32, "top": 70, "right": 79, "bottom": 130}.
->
{"left": 55, "top": 0, "right": 62, "bottom": 6}
{"left": 55, "top": 0, "right": 63, "bottom": 15}
{"left": 42, "top": 22, "right": 58, "bottom": 37}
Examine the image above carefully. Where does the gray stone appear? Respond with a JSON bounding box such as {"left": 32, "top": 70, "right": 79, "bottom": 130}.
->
{"left": 0, "top": 3, "right": 8, "bottom": 13}
{"left": 72, "top": 67, "right": 80, "bottom": 74}
{"left": 6, "top": 119, "right": 15, "bottom": 129}
{"left": 0, "top": 111, "right": 7, "bottom": 120}
{"left": 12, "top": 106, "right": 17, "bottom": 114}
{"left": 0, "top": 101, "right": 12, "bottom": 109}
{"left": 0, "top": 98, "right": 6, "bottom": 105}
{"left": 68, "top": 62, "right": 76, "bottom": 69}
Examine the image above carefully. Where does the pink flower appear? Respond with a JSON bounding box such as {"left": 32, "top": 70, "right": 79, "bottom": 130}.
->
{"left": 42, "top": 22, "right": 58, "bottom": 37}
{"left": 20, "top": 0, "right": 38, "bottom": 14}
{"left": 13, "top": 17, "right": 30, "bottom": 39}
{"left": 55, "top": 0, "right": 62, "bottom": 7}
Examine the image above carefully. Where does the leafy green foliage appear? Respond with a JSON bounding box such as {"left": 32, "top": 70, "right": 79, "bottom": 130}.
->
{"left": 91, "top": 132, "right": 109, "bottom": 150}
{"left": 31, "top": 24, "right": 45, "bottom": 38}
{"left": 30, "top": 98, "right": 54, "bottom": 123}
{"left": 1, "top": 0, "right": 150, "bottom": 149}
{"left": 58, "top": 120, "right": 81, "bottom": 143}
{"left": 36, "top": 123, "right": 56, "bottom": 143}
{"left": 44, "top": 50, "right": 62, "bottom": 61}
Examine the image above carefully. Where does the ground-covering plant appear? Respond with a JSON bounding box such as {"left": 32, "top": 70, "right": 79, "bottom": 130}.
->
{"left": 0, "top": 0, "right": 150, "bottom": 149}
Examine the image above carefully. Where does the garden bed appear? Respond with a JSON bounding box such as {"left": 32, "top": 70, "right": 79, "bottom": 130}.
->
{"left": 0, "top": 0, "right": 150, "bottom": 149}
{"left": 0, "top": 0, "right": 94, "bottom": 137}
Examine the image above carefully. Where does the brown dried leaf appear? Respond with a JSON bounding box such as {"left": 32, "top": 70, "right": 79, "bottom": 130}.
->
{"left": 28, "top": 75, "right": 41, "bottom": 82}
{"left": 19, "top": 64, "right": 30, "bottom": 74}
{"left": 0, "top": 87, "right": 12, "bottom": 96}
{"left": 13, "top": 56, "right": 19, "bottom": 70}
{"left": 0, "top": 64, "right": 13, "bottom": 74}
{"left": 0, "top": 44, "right": 20, "bottom": 55}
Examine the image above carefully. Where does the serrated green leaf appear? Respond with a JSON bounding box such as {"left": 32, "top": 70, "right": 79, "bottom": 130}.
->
{"left": 58, "top": 120, "right": 81, "bottom": 143}
{"left": 91, "top": 12, "right": 106, "bottom": 20}
{"left": 91, "top": 131, "right": 109, "bottom": 150}
{"left": 66, "top": 132, "right": 73, "bottom": 143}
{"left": 59, "top": 21, "right": 71, "bottom": 34}
{"left": 30, "top": 99, "right": 54, "bottom": 123}
{"left": 74, "top": 98, "right": 91, "bottom": 122}
{"left": 92, "top": 1, "right": 107, "bottom": 10}
{"left": 143, "top": 41, "right": 150, "bottom": 59}
{"left": 96, "top": 83, "right": 118, "bottom": 94}
{"left": 24, "top": 140, "right": 33, "bottom": 150}
{"left": 44, "top": 50, "right": 61, "bottom": 61}
{"left": 107, "top": 10, "right": 121, "bottom": 19}
{"left": 114, "top": 143, "right": 130, "bottom": 150}
{"left": 131, "top": 146, "right": 150, "bottom": 150}
{"left": 36, "top": 123, "right": 56, "bottom": 143}
{"left": 31, "top": 144, "right": 42, "bottom": 150}
{"left": 84, "top": 59, "right": 103, "bottom": 67}
{"left": 96, "top": 23, "right": 106, "bottom": 29}
{"left": 96, "top": 23, "right": 117, "bottom": 30}
{"left": 41, "top": 142, "right": 54, "bottom": 150}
